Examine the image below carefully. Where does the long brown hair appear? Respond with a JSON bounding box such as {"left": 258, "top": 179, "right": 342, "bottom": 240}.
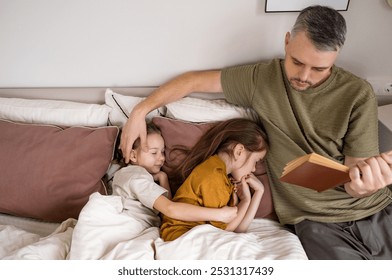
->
{"left": 176, "top": 118, "right": 268, "bottom": 181}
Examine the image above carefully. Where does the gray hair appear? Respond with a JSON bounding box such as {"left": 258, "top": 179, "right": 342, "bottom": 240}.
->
{"left": 291, "top": 5, "right": 347, "bottom": 51}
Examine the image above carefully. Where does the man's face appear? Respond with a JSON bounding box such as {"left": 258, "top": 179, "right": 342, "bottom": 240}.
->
{"left": 284, "top": 31, "right": 339, "bottom": 91}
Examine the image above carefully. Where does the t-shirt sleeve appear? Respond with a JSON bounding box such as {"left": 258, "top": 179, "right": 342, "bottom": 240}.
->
{"left": 343, "top": 94, "right": 379, "bottom": 157}
{"left": 221, "top": 64, "right": 257, "bottom": 107}
{"left": 130, "top": 176, "right": 168, "bottom": 211}
{"left": 113, "top": 166, "right": 168, "bottom": 211}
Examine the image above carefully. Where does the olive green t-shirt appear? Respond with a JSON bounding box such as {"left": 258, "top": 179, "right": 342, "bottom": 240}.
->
{"left": 221, "top": 58, "right": 392, "bottom": 225}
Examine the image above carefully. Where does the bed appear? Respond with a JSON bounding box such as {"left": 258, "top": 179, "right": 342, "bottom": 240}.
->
{"left": 0, "top": 87, "right": 308, "bottom": 260}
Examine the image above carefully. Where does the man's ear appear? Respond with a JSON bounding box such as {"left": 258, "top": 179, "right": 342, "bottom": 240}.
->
{"left": 285, "top": 32, "right": 291, "bottom": 47}
{"left": 129, "top": 149, "right": 138, "bottom": 164}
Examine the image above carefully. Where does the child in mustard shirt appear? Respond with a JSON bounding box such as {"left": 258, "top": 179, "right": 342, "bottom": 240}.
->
{"left": 160, "top": 118, "right": 268, "bottom": 241}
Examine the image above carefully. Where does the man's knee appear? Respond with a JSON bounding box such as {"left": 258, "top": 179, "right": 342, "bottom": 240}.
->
{"left": 294, "top": 220, "right": 366, "bottom": 260}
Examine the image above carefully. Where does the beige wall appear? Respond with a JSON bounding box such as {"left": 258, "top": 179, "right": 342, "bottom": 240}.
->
{"left": 0, "top": 0, "right": 391, "bottom": 91}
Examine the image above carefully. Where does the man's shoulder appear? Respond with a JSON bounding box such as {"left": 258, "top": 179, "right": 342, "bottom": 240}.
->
{"left": 334, "top": 66, "right": 370, "bottom": 85}
{"left": 223, "top": 58, "right": 281, "bottom": 71}
{"left": 333, "top": 66, "right": 375, "bottom": 98}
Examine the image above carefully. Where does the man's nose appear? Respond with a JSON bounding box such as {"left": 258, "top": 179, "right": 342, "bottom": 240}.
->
{"left": 298, "top": 67, "right": 311, "bottom": 82}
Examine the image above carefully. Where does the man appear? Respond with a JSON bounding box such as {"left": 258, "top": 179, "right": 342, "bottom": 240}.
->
{"left": 120, "top": 6, "right": 392, "bottom": 259}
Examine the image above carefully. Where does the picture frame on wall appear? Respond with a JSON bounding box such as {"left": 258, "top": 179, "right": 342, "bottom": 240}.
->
{"left": 265, "top": 0, "right": 350, "bottom": 13}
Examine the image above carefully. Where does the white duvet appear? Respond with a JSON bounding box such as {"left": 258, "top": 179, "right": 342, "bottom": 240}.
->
{"left": 0, "top": 219, "right": 75, "bottom": 260}
{"left": 0, "top": 193, "right": 308, "bottom": 260}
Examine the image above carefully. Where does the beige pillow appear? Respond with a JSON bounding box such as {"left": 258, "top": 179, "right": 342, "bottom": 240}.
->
{"left": 105, "top": 88, "right": 164, "bottom": 127}
{"left": 0, "top": 96, "right": 110, "bottom": 127}
{"left": 165, "top": 97, "right": 259, "bottom": 123}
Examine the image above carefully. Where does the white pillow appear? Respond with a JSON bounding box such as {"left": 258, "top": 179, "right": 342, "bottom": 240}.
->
{"left": 165, "top": 96, "right": 259, "bottom": 122}
{"left": 104, "top": 88, "right": 164, "bottom": 127}
{"left": 0, "top": 97, "right": 110, "bottom": 127}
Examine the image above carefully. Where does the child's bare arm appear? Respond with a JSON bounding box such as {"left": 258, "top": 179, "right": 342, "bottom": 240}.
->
{"left": 234, "top": 174, "right": 264, "bottom": 233}
{"left": 153, "top": 196, "right": 237, "bottom": 223}
{"left": 224, "top": 178, "right": 252, "bottom": 231}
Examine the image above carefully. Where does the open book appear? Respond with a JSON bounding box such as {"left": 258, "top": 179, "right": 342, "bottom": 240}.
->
{"left": 280, "top": 153, "right": 350, "bottom": 192}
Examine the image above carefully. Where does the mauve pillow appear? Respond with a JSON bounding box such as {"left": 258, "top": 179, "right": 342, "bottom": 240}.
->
{"left": 0, "top": 119, "right": 119, "bottom": 222}
{"left": 152, "top": 116, "right": 276, "bottom": 219}
{"left": 153, "top": 116, "right": 214, "bottom": 194}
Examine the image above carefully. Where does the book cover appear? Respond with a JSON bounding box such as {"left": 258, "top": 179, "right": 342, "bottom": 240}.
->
{"left": 280, "top": 153, "right": 350, "bottom": 192}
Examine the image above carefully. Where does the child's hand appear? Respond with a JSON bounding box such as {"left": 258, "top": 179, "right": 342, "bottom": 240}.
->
{"left": 218, "top": 206, "right": 238, "bottom": 223}
{"left": 244, "top": 173, "right": 265, "bottom": 193}
{"left": 235, "top": 176, "right": 251, "bottom": 202}
{"left": 153, "top": 171, "right": 171, "bottom": 198}
{"left": 153, "top": 171, "right": 168, "bottom": 184}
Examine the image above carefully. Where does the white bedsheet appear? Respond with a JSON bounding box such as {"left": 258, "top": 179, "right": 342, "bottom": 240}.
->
{"left": 0, "top": 193, "right": 308, "bottom": 260}
{"left": 155, "top": 219, "right": 307, "bottom": 260}
{"left": 68, "top": 193, "right": 157, "bottom": 260}
{"left": 0, "top": 218, "right": 75, "bottom": 260}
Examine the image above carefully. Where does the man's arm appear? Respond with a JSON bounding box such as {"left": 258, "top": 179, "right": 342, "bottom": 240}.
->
{"left": 344, "top": 151, "right": 392, "bottom": 198}
{"left": 120, "top": 70, "right": 223, "bottom": 163}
